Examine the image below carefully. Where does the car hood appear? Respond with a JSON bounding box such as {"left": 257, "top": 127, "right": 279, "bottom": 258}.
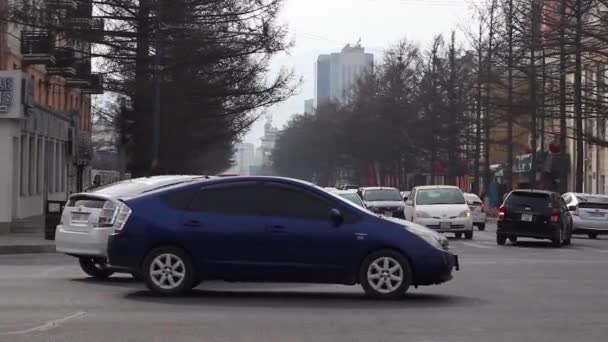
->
{"left": 415, "top": 204, "right": 469, "bottom": 218}
{"left": 365, "top": 201, "right": 405, "bottom": 208}
{"left": 383, "top": 217, "right": 449, "bottom": 244}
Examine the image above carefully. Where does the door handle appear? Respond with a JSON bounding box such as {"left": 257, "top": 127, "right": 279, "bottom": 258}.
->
{"left": 183, "top": 220, "right": 202, "bottom": 228}
{"left": 265, "top": 225, "right": 287, "bottom": 233}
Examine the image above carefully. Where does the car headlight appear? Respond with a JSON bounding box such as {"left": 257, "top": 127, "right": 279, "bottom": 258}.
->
{"left": 405, "top": 225, "right": 449, "bottom": 250}
{"left": 459, "top": 210, "right": 471, "bottom": 218}
{"left": 416, "top": 211, "right": 431, "bottom": 218}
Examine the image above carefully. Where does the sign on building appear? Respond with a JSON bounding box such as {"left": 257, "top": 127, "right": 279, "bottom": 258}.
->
{"left": 515, "top": 154, "right": 533, "bottom": 173}
{"left": 0, "top": 77, "right": 13, "bottom": 113}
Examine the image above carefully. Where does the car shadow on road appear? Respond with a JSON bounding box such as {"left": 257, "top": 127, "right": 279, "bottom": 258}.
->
{"left": 123, "top": 288, "right": 485, "bottom": 309}
{"left": 505, "top": 240, "right": 584, "bottom": 250}
{"left": 70, "top": 276, "right": 143, "bottom": 289}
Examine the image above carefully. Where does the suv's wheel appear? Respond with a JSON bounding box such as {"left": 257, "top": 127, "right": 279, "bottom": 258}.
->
{"left": 360, "top": 250, "right": 411, "bottom": 299}
{"left": 551, "top": 228, "right": 563, "bottom": 248}
{"left": 589, "top": 233, "right": 598, "bottom": 239}
{"left": 142, "top": 246, "right": 195, "bottom": 295}
{"left": 497, "top": 234, "right": 506, "bottom": 245}
{"left": 79, "top": 257, "right": 114, "bottom": 279}
{"left": 464, "top": 231, "right": 474, "bottom": 240}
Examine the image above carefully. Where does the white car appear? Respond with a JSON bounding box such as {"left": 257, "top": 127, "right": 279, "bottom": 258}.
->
{"left": 464, "top": 192, "right": 486, "bottom": 231}
{"left": 55, "top": 175, "right": 207, "bottom": 278}
{"left": 404, "top": 185, "right": 474, "bottom": 239}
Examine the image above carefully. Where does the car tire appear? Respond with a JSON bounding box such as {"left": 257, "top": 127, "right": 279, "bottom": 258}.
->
{"left": 551, "top": 228, "right": 563, "bottom": 248}
{"left": 497, "top": 234, "right": 506, "bottom": 246}
{"left": 79, "top": 257, "right": 114, "bottom": 279}
{"left": 455, "top": 232, "right": 463, "bottom": 239}
{"left": 360, "top": 250, "right": 412, "bottom": 300}
{"left": 477, "top": 224, "right": 486, "bottom": 231}
{"left": 142, "top": 246, "right": 195, "bottom": 296}
{"left": 465, "top": 231, "right": 473, "bottom": 240}
{"left": 589, "top": 233, "right": 598, "bottom": 239}
{"left": 508, "top": 236, "right": 517, "bottom": 244}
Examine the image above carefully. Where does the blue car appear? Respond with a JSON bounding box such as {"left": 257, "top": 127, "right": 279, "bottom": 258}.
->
{"left": 107, "top": 177, "right": 459, "bottom": 299}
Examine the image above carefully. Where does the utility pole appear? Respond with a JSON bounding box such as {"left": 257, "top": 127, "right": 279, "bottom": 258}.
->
{"left": 151, "top": 0, "right": 162, "bottom": 174}
{"left": 559, "top": 0, "right": 568, "bottom": 193}
{"left": 574, "top": 0, "right": 584, "bottom": 192}
{"left": 506, "top": 0, "right": 514, "bottom": 191}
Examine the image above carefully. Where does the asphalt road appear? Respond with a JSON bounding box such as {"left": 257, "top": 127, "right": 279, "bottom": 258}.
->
{"left": 1, "top": 224, "right": 608, "bottom": 342}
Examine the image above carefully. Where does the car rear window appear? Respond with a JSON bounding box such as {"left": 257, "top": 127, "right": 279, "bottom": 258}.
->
{"left": 576, "top": 196, "right": 608, "bottom": 210}
{"left": 505, "top": 192, "right": 551, "bottom": 209}
{"left": 67, "top": 196, "right": 106, "bottom": 208}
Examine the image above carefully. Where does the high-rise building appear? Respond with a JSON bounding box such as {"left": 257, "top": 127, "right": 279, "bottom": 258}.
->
{"left": 304, "top": 99, "right": 314, "bottom": 114}
{"left": 314, "top": 43, "right": 374, "bottom": 107}
{"left": 0, "top": 0, "right": 103, "bottom": 232}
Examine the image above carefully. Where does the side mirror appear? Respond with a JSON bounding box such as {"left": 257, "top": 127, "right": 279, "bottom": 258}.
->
{"left": 406, "top": 200, "right": 413, "bottom": 206}
{"left": 329, "top": 208, "right": 344, "bottom": 226}
{"left": 568, "top": 205, "right": 577, "bottom": 211}
{"left": 403, "top": 197, "right": 408, "bottom": 202}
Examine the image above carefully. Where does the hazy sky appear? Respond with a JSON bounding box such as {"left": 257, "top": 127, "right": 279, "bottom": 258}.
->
{"left": 244, "top": 0, "right": 477, "bottom": 145}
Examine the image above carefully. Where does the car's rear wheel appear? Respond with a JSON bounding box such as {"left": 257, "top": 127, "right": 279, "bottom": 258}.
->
{"left": 142, "top": 246, "right": 195, "bottom": 295}
{"left": 551, "top": 228, "right": 563, "bottom": 248}
{"left": 497, "top": 234, "right": 506, "bottom": 246}
{"left": 508, "top": 236, "right": 517, "bottom": 244}
{"left": 589, "top": 233, "right": 598, "bottom": 239}
{"left": 360, "top": 250, "right": 411, "bottom": 299}
{"left": 464, "top": 231, "right": 473, "bottom": 240}
{"left": 79, "top": 257, "right": 114, "bottom": 279}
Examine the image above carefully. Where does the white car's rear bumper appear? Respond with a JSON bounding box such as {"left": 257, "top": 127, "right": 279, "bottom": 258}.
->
{"left": 55, "top": 225, "right": 114, "bottom": 258}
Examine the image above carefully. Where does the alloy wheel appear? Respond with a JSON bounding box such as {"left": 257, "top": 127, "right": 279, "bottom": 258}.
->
{"left": 366, "top": 257, "right": 404, "bottom": 294}
{"left": 149, "top": 253, "right": 186, "bottom": 290}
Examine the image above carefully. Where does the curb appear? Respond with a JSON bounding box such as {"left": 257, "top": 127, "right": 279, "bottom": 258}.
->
{"left": 0, "top": 245, "right": 56, "bottom": 255}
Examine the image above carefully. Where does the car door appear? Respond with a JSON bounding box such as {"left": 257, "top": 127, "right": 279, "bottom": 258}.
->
{"left": 180, "top": 182, "right": 271, "bottom": 280}
{"left": 256, "top": 182, "right": 365, "bottom": 283}
{"left": 405, "top": 189, "right": 416, "bottom": 221}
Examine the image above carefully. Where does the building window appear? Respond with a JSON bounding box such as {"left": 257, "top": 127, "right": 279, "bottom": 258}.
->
{"left": 20, "top": 135, "right": 27, "bottom": 196}
{"left": 37, "top": 138, "right": 43, "bottom": 194}
{"left": 29, "top": 135, "right": 35, "bottom": 195}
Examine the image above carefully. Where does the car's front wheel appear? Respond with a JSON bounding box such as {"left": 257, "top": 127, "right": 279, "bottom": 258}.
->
{"left": 360, "top": 250, "right": 412, "bottom": 299}
{"left": 79, "top": 257, "right": 114, "bottom": 279}
{"left": 464, "top": 231, "right": 473, "bottom": 240}
{"left": 142, "top": 246, "right": 195, "bottom": 295}
{"left": 497, "top": 234, "right": 506, "bottom": 245}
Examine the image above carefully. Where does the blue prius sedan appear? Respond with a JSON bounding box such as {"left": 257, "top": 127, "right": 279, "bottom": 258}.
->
{"left": 107, "top": 176, "right": 459, "bottom": 299}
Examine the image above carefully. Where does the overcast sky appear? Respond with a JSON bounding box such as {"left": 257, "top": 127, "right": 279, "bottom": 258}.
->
{"left": 244, "top": 0, "right": 477, "bottom": 146}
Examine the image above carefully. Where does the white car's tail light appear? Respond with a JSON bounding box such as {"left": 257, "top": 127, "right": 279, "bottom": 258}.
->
{"left": 98, "top": 201, "right": 119, "bottom": 227}
{"left": 113, "top": 203, "right": 132, "bottom": 232}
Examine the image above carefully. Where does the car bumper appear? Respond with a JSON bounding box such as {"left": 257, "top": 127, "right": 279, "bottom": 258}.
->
{"left": 572, "top": 217, "right": 608, "bottom": 234}
{"left": 497, "top": 221, "right": 558, "bottom": 239}
{"left": 414, "top": 251, "right": 459, "bottom": 286}
{"left": 55, "top": 225, "right": 114, "bottom": 258}
{"left": 414, "top": 217, "right": 473, "bottom": 232}
{"left": 107, "top": 232, "right": 147, "bottom": 273}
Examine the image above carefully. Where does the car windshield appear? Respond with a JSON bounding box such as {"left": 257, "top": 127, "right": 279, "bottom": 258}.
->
{"left": 363, "top": 189, "right": 402, "bottom": 202}
{"left": 576, "top": 195, "right": 608, "bottom": 204}
{"left": 416, "top": 189, "right": 466, "bottom": 205}
{"left": 339, "top": 193, "right": 365, "bottom": 207}
{"left": 92, "top": 177, "right": 200, "bottom": 198}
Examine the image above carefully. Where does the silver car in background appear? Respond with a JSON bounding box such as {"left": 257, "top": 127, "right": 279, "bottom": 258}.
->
{"left": 562, "top": 193, "right": 608, "bottom": 239}
{"left": 464, "top": 192, "right": 486, "bottom": 231}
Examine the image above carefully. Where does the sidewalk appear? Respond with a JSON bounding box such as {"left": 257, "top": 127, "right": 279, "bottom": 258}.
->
{"left": 0, "top": 233, "right": 56, "bottom": 255}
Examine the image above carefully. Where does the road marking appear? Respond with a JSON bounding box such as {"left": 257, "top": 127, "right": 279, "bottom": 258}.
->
{"left": 461, "top": 242, "right": 495, "bottom": 249}
{"left": 0, "top": 311, "right": 87, "bottom": 336}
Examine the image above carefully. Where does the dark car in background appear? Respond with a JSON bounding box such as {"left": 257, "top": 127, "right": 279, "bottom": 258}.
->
{"left": 562, "top": 193, "right": 608, "bottom": 239}
{"left": 107, "top": 177, "right": 457, "bottom": 298}
{"left": 497, "top": 190, "right": 572, "bottom": 247}
{"left": 359, "top": 187, "right": 405, "bottom": 218}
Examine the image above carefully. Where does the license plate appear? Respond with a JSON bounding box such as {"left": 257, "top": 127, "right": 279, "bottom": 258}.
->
{"left": 71, "top": 213, "right": 89, "bottom": 222}
{"left": 383, "top": 211, "right": 393, "bottom": 217}
{"left": 440, "top": 221, "right": 451, "bottom": 229}
{"left": 521, "top": 214, "right": 533, "bottom": 222}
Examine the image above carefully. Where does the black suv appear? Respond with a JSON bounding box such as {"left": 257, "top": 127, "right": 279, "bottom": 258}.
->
{"left": 497, "top": 190, "right": 572, "bottom": 247}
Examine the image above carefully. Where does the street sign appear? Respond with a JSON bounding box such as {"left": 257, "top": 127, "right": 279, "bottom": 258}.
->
{"left": 515, "top": 154, "right": 532, "bottom": 173}
{"left": 0, "top": 76, "right": 14, "bottom": 113}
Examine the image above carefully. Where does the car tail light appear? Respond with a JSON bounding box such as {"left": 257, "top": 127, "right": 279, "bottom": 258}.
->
{"left": 498, "top": 206, "right": 506, "bottom": 220}
{"left": 98, "top": 201, "right": 118, "bottom": 227}
{"left": 550, "top": 210, "right": 559, "bottom": 223}
{"left": 113, "top": 203, "right": 132, "bottom": 232}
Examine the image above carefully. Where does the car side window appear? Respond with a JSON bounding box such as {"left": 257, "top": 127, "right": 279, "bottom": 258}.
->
{"left": 188, "top": 183, "right": 261, "bottom": 216}
{"left": 259, "top": 184, "right": 336, "bottom": 221}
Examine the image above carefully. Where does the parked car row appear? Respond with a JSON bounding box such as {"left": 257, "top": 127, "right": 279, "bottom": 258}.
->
{"left": 56, "top": 176, "right": 458, "bottom": 299}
